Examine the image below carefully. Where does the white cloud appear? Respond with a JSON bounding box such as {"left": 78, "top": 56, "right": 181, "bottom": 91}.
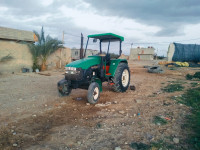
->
{"left": 59, "top": 5, "right": 160, "bottom": 39}
{"left": 40, "top": 0, "right": 54, "bottom": 6}
{"left": 0, "top": 6, "right": 8, "bottom": 13}
{"left": 1, "top": 0, "right": 200, "bottom": 56}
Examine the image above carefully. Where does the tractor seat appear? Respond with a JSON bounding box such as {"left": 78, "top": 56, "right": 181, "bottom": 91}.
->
{"left": 98, "top": 53, "right": 106, "bottom": 57}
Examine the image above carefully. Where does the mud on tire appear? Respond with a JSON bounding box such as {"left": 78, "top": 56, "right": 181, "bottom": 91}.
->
{"left": 112, "top": 63, "right": 130, "bottom": 92}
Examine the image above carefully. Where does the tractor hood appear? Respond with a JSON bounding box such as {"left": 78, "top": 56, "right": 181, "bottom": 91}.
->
{"left": 66, "top": 56, "right": 101, "bottom": 69}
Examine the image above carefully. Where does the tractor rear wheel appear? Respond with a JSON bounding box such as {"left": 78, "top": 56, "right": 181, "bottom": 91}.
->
{"left": 57, "top": 79, "right": 72, "bottom": 96}
{"left": 112, "top": 63, "right": 130, "bottom": 92}
{"left": 87, "top": 82, "right": 100, "bottom": 104}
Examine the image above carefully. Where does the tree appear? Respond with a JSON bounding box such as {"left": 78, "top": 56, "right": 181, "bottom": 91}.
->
{"left": 28, "top": 27, "right": 63, "bottom": 71}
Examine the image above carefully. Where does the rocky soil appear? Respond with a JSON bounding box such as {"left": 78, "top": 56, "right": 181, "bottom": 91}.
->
{"left": 0, "top": 60, "right": 198, "bottom": 150}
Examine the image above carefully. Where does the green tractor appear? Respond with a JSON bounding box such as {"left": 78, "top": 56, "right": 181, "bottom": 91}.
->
{"left": 57, "top": 33, "right": 130, "bottom": 104}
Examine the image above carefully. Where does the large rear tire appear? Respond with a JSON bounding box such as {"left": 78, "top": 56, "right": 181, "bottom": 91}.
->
{"left": 57, "top": 79, "right": 72, "bottom": 96}
{"left": 87, "top": 82, "right": 100, "bottom": 104}
{"left": 112, "top": 63, "right": 130, "bottom": 92}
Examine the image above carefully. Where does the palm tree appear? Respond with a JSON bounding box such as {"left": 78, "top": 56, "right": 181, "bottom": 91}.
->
{"left": 28, "top": 27, "right": 63, "bottom": 71}
{"left": 28, "top": 39, "right": 41, "bottom": 71}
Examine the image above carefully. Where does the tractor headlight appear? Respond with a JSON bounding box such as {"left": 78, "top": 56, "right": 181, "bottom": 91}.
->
{"left": 65, "top": 67, "right": 76, "bottom": 71}
{"left": 65, "top": 67, "right": 80, "bottom": 74}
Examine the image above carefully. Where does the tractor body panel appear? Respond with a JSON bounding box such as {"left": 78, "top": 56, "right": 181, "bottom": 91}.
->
{"left": 93, "top": 78, "right": 102, "bottom": 92}
{"left": 107, "top": 59, "right": 128, "bottom": 76}
{"left": 66, "top": 55, "right": 101, "bottom": 69}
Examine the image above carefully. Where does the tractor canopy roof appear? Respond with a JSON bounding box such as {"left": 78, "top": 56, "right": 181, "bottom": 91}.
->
{"left": 88, "top": 33, "right": 124, "bottom": 42}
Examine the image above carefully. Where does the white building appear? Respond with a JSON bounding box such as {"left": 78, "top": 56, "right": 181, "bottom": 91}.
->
{"left": 129, "top": 47, "right": 155, "bottom": 60}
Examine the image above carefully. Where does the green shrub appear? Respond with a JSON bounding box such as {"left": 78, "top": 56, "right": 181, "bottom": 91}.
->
{"left": 186, "top": 72, "right": 200, "bottom": 80}
{"left": 162, "top": 84, "right": 184, "bottom": 93}
{"left": 186, "top": 74, "right": 193, "bottom": 80}
{"left": 180, "top": 87, "right": 200, "bottom": 149}
{"left": 130, "top": 142, "right": 150, "bottom": 150}
{"left": 153, "top": 116, "right": 168, "bottom": 125}
{"left": 191, "top": 82, "right": 199, "bottom": 87}
{"left": 193, "top": 72, "right": 200, "bottom": 79}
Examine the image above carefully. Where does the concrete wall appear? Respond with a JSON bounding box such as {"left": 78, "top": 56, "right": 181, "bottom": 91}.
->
{"left": 119, "top": 54, "right": 129, "bottom": 60}
{"left": 0, "top": 39, "right": 71, "bottom": 73}
{"left": 129, "top": 47, "right": 155, "bottom": 60}
{"left": 139, "top": 54, "right": 154, "bottom": 60}
{"left": 0, "top": 40, "right": 32, "bottom": 74}
{"left": 46, "top": 47, "right": 71, "bottom": 69}
{"left": 85, "top": 49, "right": 98, "bottom": 57}
{"left": 167, "top": 43, "right": 175, "bottom": 61}
{"left": 71, "top": 49, "right": 80, "bottom": 60}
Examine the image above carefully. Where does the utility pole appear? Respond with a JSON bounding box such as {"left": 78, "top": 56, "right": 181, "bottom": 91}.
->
{"left": 60, "top": 31, "right": 64, "bottom": 68}
{"left": 80, "top": 33, "right": 84, "bottom": 59}
{"left": 131, "top": 43, "right": 133, "bottom": 49}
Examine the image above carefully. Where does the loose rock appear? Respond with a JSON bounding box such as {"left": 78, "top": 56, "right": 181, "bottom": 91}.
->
{"left": 119, "top": 111, "right": 125, "bottom": 114}
{"left": 76, "top": 97, "right": 83, "bottom": 101}
{"left": 130, "top": 85, "right": 136, "bottom": 90}
{"left": 113, "top": 101, "right": 118, "bottom": 104}
{"left": 13, "top": 143, "right": 17, "bottom": 147}
{"left": 61, "top": 101, "right": 66, "bottom": 105}
{"left": 115, "top": 147, "right": 121, "bottom": 150}
{"left": 121, "top": 123, "right": 125, "bottom": 126}
{"left": 173, "top": 138, "right": 179, "bottom": 144}
{"left": 77, "top": 141, "right": 82, "bottom": 145}
{"left": 135, "top": 99, "right": 142, "bottom": 103}
{"left": 95, "top": 102, "right": 111, "bottom": 107}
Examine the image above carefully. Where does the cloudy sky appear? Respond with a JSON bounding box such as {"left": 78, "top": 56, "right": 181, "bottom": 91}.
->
{"left": 1, "top": 0, "right": 200, "bottom": 55}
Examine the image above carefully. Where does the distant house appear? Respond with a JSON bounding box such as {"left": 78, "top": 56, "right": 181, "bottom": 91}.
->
{"left": 45, "top": 47, "right": 71, "bottom": 70}
{"left": 119, "top": 54, "right": 129, "bottom": 60}
{"left": 0, "top": 26, "right": 37, "bottom": 74}
{"left": 0, "top": 26, "right": 71, "bottom": 74}
{"left": 129, "top": 47, "right": 155, "bottom": 60}
{"left": 167, "top": 43, "right": 200, "bottom": 62}
{"left": 71, "top": 48, "right": 98, "bottom": 61}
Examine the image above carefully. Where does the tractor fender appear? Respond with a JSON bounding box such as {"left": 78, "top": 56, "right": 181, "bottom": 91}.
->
{"left": 108, "top": 59, "right": 128, "bottom": 76}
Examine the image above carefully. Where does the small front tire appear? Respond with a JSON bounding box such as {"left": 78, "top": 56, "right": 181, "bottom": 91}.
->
{"left": 87, "top": 82, "right": 100, "bottom": 104}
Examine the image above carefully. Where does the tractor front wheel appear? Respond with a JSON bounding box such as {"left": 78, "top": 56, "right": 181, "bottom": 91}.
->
{"left": 57, "top": 79, "right": 72, "bottom": 96}
{"left": 87, "top": 82, "right": 100, "bottom": 104}
{"left": 112, "top": 63, "right": 130, "bottom": 92}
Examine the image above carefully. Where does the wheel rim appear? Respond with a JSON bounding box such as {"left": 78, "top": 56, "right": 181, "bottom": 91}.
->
{"left": 93, "top": 87, "right": 99, "bottom": 100}
{"left": 121, "top": 69, "right": 129, "bottom": 87}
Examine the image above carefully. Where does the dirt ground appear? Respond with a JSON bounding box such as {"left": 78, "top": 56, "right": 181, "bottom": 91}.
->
{"left": 0, "top": 60, "right": 199, "bottom": 150}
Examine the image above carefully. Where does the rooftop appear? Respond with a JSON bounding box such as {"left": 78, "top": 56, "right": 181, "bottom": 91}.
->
{"left": 0, "top": 26, "right": 37, "bottom": 42}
